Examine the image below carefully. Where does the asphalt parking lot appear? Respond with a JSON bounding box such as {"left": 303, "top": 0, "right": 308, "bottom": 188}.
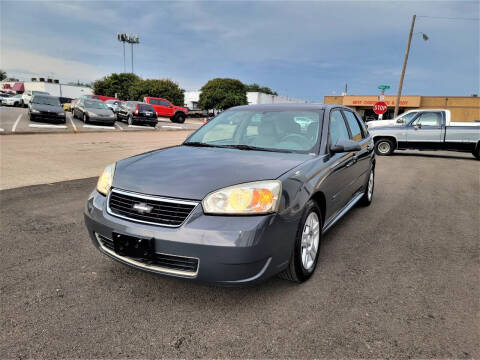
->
{"left": 0, "top": 106, "right": 202, "bottom": 134}
{"left": 1, "top": 134, "right": 478, "bottom": 358}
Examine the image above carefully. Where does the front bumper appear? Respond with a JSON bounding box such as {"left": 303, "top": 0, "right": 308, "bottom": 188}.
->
{"left": 84, "top": 189, "right": 296, "bottom": 285}
{"left": 89, "top": 115, "right": 116, "bottom": 124}
{"left": 30, "top": 112, "right": 65, "bottom": 122}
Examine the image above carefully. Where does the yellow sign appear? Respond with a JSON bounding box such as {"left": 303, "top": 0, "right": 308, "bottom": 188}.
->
{"left": 342, "top": 96, "right": 421, "bottom": 107}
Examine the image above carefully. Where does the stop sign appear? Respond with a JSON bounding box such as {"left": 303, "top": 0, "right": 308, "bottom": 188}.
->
{"left": 373, "top": 102, "right": 388, "bottom": 115}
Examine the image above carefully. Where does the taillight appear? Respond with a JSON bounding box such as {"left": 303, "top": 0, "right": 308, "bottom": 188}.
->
{"left": 134, "top": 105, "right": 138, "bottom": 115}
{"left": 155, "top": 111, "right": 158, "bottom": 117}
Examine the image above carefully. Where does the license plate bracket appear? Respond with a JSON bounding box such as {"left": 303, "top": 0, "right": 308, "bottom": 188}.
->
{"left": 112, "top": 233, "right": 154, "bottom": 259}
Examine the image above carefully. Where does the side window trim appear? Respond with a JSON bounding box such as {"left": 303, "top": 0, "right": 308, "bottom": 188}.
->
{"left": 343, "top": 110, "right": 366, "bottom": 140}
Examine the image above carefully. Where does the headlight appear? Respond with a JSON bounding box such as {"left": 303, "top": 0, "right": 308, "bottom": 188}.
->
{"left": 57, "top": 112, "right": 65, "bottom": 116}
{"left": 30, "top": 109, "right": 40, "bottom": 113}
{"left": 88, "top": 111, "right": 96, "bottom": 117}
{"left": 96, "top": 163, "right": 115, "bottom": 195}
{"left": 202, "top": 180, "right": 281, "bottom": 214}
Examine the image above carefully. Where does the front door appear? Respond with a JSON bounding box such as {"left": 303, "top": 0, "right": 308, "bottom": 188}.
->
{"left": 405, "top": 112, "right": 443, "bottom": 149}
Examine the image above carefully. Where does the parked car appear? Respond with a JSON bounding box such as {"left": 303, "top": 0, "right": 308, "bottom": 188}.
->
{"left": 84, "top": 104, "right": 375, "bottom": 284}
{"left": 72, "top": 98, "right": 116, "bottom": 125}
{"left": 369, "top": 110, "right": 480, "bottom": 159}
{"left": 366, "top": 109, "right": 480, "bottom": 129}
{"left": 105, "top": 99, "right": 122, "bottom": 113}
{"left": 70, "top": 99, "right": 77, "bottom": 112}
{"left": 0, "top": 93, "right": 12, "bottom": 104}
{"left": 28, "top": 95, "right": 66, "bottom": 123}
{"left": 22, "top": 90, "right": 50, "bottom": 107}
{"left": 143, "top": 96, "right": 188, "bottom": 123}
{"left": 2, "top": 94, "right": 23, "bottom": 107}
{"left": 81, "top": 94, "right": 119, "bottom": 102}
{"left": 117, "top": 101, "right": 158, "bottom": 127}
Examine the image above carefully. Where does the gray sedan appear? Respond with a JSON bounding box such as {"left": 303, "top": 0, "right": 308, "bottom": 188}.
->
{"left": 72, "top": 98, "right": 116, "bottom": 125}
{"left": 84, "top": 104, "right": 375, "bottom": 284}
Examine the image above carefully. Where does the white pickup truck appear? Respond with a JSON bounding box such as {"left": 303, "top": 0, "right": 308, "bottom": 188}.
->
{"left": 366, "top": 109, "right": 479, "bottom": 129}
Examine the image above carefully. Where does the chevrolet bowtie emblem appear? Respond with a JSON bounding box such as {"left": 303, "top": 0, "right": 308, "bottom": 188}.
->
{"left": 132, "top": 202, "right": 153, "bottom": 214}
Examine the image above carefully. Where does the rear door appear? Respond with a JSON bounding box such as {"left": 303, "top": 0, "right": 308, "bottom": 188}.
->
{"left": 342, "top": 110, "right": 372, "bottom": 194}
{"left": 322, "top": 109, "right": 358, "bottom": 221}
{"left": 405, "top": 111, "right": 444, "bottom": 149}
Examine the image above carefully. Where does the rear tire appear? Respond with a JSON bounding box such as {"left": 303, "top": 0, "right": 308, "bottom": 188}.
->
{"left": 359, "top": 168, "right": 374, "bottom": 206}
{"left": 473, "top": 144, "right": 480, "bottom": 160}
{"left": 278, "top": 200, "right": 322, "bottom": 283}
{"left": 375, "top": 138, "right": 394, "bottom": 156}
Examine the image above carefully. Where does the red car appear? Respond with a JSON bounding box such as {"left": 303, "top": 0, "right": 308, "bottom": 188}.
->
{"left": 143, "top": 97, "right": 188, "bottom": 123}
{"left": 85, "top": 95, "right": 119, "bottom": 102}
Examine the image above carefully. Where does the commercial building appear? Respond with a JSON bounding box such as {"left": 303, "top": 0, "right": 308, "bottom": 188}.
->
{"left": 324, "top": 95, "right": 480, "bottom": 122}
{"left": 1, "top": 79, "right": 93, "bottom": 99}
{"left": 184, "top": 90, "right": 309, "bottom": 110}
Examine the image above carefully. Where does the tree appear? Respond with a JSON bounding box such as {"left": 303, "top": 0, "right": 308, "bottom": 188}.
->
{"left": 198, "top": 78, "right": 248, "bottom": 111}
{"left": 0, "top": 70, "right": 7, "bottom": 81}
{"left": 93, "top": 73, "right": 140, "bottom": 100}
{"left": 129, "top": 79, "right": 185, "bottom": 106}
{"left": 246, "top": 83, "right": 278, "bottom": 96}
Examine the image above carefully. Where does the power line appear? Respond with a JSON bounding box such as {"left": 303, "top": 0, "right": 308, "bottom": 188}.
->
{"left": 417, "top": 15, "right": 479, "bottom": 21}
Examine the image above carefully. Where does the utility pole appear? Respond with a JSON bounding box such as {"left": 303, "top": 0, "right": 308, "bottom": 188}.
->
{"left": 123, "top": 42, "right": 126, "bottom": 73}
{"left": 131, "top": 43, "right": 134, "bottom": 73}
{"left": 394, "top": 14, "right": 416, "bottom": 118}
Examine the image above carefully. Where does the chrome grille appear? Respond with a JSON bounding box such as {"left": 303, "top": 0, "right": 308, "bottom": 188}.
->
{"left": 107, "top": 189, "right": 197, "bottom": 227}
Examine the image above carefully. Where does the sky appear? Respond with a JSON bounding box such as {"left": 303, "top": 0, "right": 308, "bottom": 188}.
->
{"left": 1, "top": 0, "right": 479, "bottom": 101}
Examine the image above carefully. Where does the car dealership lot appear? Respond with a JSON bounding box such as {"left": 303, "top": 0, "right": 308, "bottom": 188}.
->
{"left": 0, "top": 134, "right": 478, "bottom": 358}
{"left": 0, "top": 106, "right": 202, "bottom": 134}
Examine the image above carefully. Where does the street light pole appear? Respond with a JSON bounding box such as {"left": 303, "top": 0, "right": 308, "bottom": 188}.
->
{"left": 131, "top": 42, "right": 134, "bottom": 73}
{"left": 123, "top": 42, "right": 126, "bottom": 73}
{"left": 394, "top": 14, "right": 416, "bottom": 118}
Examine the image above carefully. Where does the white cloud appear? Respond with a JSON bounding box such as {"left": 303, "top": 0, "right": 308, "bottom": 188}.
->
{"left": 1, "top": 48, "right": 107, "bottom": 82}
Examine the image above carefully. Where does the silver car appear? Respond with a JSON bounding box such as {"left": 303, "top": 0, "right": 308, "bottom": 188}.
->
{"left": 72, "top": 98, "right": 116, "bottom": 125}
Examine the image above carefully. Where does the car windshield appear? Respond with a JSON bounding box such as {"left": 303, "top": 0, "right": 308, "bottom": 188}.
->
{"left": 85, "top": 100, "right": 108, "bottom": 109}
{"left": 32, "top": 96, "right": 60, "bottom": 106}
{"left": 398, "top": 112, "right": 417, "bottom": 123}
{"left": 32, "top": 91, "right": 49, "bottom": 95}
{"left": 185, "top": 110, "right": 322, "bottom": 153}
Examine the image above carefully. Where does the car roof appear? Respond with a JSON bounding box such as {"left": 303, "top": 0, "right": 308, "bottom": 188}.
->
{"left": 228, "top": 103, "right": 349, "bottom": 112}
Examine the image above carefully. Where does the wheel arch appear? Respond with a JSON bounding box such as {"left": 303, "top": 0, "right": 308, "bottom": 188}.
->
{"left": 373, "top": 135, "right": 398, "bottom": 149}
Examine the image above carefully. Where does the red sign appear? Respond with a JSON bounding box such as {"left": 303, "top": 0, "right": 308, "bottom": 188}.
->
{"left": 373, "top": 101, "right": 387, "bottom": 115}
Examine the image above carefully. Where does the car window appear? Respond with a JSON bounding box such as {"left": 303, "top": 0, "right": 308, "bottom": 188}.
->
{"left": 186, "top": 110, "right": 322, "bottom": 153}
{"left": 159, "top": 100, "right": 170, "bottom": 107}
{"left": 138, "top": 104, "right": 155, "bottom": 112}
{"left": 412, "top": 112, "right": 442, "bottom": 127}
{"left": 32, "top": 96, "right": 60, "bottom": 106}
{"left": 329, "top": 110, "right": 350, "bottom": 145}
{"left": 398, "top": 112, "right": 417, "bottom": 124}
{"left": 343, "top": 111, "right": 364, "bottom": 141}
{"left": 84, "top": 100, "right": 108, "bottom": 109}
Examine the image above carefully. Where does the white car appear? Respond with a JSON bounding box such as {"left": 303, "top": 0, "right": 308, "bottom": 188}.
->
{"left": 22, "top": 90, "right": 50, "bottom": 107}
{"left": 2, "top": 94, "right": 23, "bottom": 107}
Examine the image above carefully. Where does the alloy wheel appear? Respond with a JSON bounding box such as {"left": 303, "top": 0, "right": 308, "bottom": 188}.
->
{"left": 301, "top": 212, "right": 320, "bottom": 271}
{"left": 367, "top": 171, "right": 374, "bottom": 201}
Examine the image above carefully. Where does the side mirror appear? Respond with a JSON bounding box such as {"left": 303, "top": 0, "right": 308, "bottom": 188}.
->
{"left": 396, "top": 119, "right": 404, "bottom": 124}
{"left": 414, "top": 124, "right": 421, "bottom": 130}
{"left": 330, "top": 139, "right": 361, "bottom": 153}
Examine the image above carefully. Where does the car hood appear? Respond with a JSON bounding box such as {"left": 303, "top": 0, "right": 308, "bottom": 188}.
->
{"left": 31, "top": 103, "right": 63, "bottom": 112}
{"left": 113, "top": 145, "right": 311, "bottom": 200}
{"left": 86, "top": 108, "right": 112, "bottom": 116}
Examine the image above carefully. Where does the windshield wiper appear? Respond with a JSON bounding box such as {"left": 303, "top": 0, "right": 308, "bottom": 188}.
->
{"left": 221, "top": 144, "right": 293, "bottom": 153}
{"left": 183, "top": 142, "right": 224, "bottom": 148}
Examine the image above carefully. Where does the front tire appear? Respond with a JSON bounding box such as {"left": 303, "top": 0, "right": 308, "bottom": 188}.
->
{"left": 128, "top": 115, "right": 133, "bottom": 126}
{"left": 279, "top": 200, "right": 322, "bottom": 283}
{"left": 172, "top": 113, "right": 186, "bottom": 123}
{"left": 375, "top": 138, "right": 394, "bottom": 156}
{"left": 83, "top": 113, "right": 88, "bottom": 124}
